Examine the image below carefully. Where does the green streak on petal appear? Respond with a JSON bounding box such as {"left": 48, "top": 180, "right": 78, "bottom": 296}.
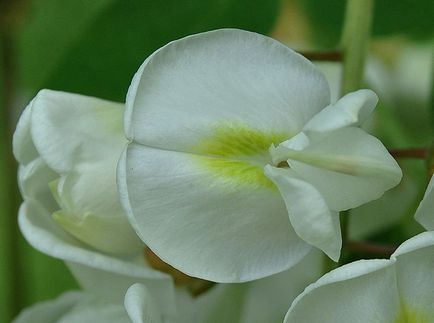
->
{"left": 194, "top": 123, "right": 289, "bottom": 158}
{"left": 195, "top": 157, "right": 276, "bottom": 189}
{"left": 395, "top": 305, "right": 430, "bottom": 323}
{"left": 192, "top": 123, "right": 290, "bottom": 189}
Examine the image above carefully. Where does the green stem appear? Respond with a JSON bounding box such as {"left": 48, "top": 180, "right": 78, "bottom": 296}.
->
{"left": 0, "top": 2, "right": 21, "bottom": 321}
{"left": 340, "top": 0, "right": 374, "bottom": 94}
{"left": 337, "top": 0, "right": 374, "bottom": 265}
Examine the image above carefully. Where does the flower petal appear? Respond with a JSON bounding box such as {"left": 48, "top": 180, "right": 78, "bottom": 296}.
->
{"left": 303, "top": 89, "right": 378, "bottom": 133}
{"left": 18, "top": 199, "right": 177, "bottom": 317}
{"left": 392, "top": 232, "right": 434, "bottom": 317}
{"left": 124, "top": 284, "right": 163, "bottom": 323}
{"left": 13, "top": 291, "right": 82, "bottom": 323}
{"left": 284, "top": 259, "right": 399, "bottom": 323}
{"left": 12, "top": 100, "right": 39, "bottom": 165}
{"left": 54, "top": 295, "right": 130, "bottom": 323}
{"left": 50, "top": 159, "right": 143, "bottom": 255}
{"left": 414, "top": 175, "right": 434, "bottom": 230}
{"left": 125, "top": 29, "right": 330, "bottom": 152}
{"left": 30, "top": 89, "right": 125, "bottom": 173}
{"left": 18, "top": 157, "right": 58, "bottom": 213}
{"left": 283, "top": 127, "right": 402, "bottom": 211}
{"left": 118, "top": 144, "right": 311, "bottom": 282}
{"left": 264, "top": 166, "right": 341, "bottom": 260}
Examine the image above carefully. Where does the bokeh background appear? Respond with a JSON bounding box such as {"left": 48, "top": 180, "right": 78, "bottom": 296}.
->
{"left": 0, "top": 0, "right": 432, "bottom": 321}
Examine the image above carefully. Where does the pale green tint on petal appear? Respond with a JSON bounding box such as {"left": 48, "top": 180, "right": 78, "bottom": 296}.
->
{"left": 125, "top": 29, "right": 330, "bottom": 151}
{"left": 50, "top": 153, "right": 142, "bottom": 255}
{"left": 414, "top": 175, "right": 434, "bottom": 230}
{"left": 284, "top": 259, "right": 399, "bottom": 323}
{"left": 30, "top": 89, "right": 125, "bottom": 173}
{"left": 119, "top": 145, "right": 311, "bottom": 282}
{"left": 53, "top": 210, "right": 142, "bottom": 255}
{"left": 13, "top": 291, "right": 81, "bottom": 323}
{"left": 18, "top": 157, "right": 58, "bottom": 213}
{"left": 392, "top": 232, "right": 434, "bottom": 316}
{"left": 18, "top": 200, "right": 177, "bottom": 317}
{"left": 193, "top": 123, "right": 290, "bottom": 158}
{"left": 285, "top": 127, "right": 402, "bottom": 211}
{"left": 303, "top": 89, "right": 378, "bottom": 133}
{"left": 124, "top": 284, "right": 163, "bottom": 323}
{"left": 395, "top": 305, "right": 431, "bottom": 323}
{"left": 12, "top": 99, "right": 39, "bottom": 165}
{"left": 191, "top": 122, "right": 290, "bottom": 189}
{"left": 264, "top": 166, "right": 341, "bottom": 261}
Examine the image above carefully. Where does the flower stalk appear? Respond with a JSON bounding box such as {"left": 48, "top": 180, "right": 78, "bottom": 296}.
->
{"left": 335, "top": 0, "right": 374, "bottom": 265}
{"left": 340, "top": 0, "right": 374, "bottom": 94}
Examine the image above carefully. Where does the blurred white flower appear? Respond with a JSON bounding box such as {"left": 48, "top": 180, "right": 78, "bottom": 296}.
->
{"left": 119, "top": 28, "right": 402, "bottom": 282}
{"left": 284, "top": 231, "right": 434, "bottom": 322}
{"left": 414, "top": 175, "right": 434, "bottom": 230}
{"left": 13, "top": 284, "right": 161, "bottom": 323}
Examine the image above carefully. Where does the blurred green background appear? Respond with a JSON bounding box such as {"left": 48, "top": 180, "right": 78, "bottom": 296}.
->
{"left": 0, "top": 0, "right": 432, "bottom": 321}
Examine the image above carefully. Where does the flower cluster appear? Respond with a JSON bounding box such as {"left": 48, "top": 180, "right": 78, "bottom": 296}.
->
{"left": 12, "top": 29, "right": 433, "bottom": 322}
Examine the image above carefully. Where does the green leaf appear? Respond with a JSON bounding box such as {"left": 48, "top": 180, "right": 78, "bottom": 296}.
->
{"left": 18, "top": 0, "right": 280, "bottom": 101}
{"left": 299, "top": 0, "right": 434, "bottom": 47}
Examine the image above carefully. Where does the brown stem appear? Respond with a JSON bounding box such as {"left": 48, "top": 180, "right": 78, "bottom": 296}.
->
{"left": 389, "top": 148, "right": 427, "bottom": 159}
{"left": 347, "top": 241, "right": 397, "bottom": 257}
{"left": 299, "top": 50, "right": 343, "bottom": 62}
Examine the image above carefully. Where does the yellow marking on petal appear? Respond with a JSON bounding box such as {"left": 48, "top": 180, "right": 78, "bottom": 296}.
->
{"left": 192, "top": 123, "right": 291, "bottom": 189}
{"left": 395, "top": 305, "right": 430, "bottom": 323}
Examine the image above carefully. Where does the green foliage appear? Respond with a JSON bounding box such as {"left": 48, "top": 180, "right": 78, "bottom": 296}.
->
{"left": 18, "top": 0, "right": 280, "bottom": 101}
{"left": 299, "top": 0, "right": 434, "bottom": 47}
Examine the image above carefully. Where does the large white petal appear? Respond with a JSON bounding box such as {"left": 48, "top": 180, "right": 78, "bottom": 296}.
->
{"left": 118, "top": 144, "right": 311, "bottom": 283}
{"left": 284, "top": 127, "right": 402, "bottom": 211}
{"left": 414, "top": 175, "right": 434, "bottom": 230}
{"left": 303, "top": 89, "right": 378, "bottom": 133}
{"left": 264, "top": 166, "right": 341, "bottom": 261}
{"left": 125, "top": 29, "right": 330, "bottom": 151}
{"left": 18, "top": 200, "right": 177, "bottom": 317}
{"left": 284, "top": 259, "right": 399, "bottom": 323}
{"left": 392, "top": 232, "right": 434, "bottom": 318}
{"left": 29, "top": 89, "right": 125, "bottom": 173}
{"left": 124, "top": 284, "right": 163, "bottom": 323}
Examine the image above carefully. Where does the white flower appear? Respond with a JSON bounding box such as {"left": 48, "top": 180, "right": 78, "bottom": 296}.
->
{"left": 414, "top": 175, "right": 434, "bottom": 230}
{"left": 284, "top": 231, "right": 434, "bottom": 322}
{"left": 14, "top": 89, "right": 142, "bottom": 255}
{"left": 119, "top": 28, "right": 402, "bottom": 282}
{"left": 13, "top": 90, "right": 178, "bottom": 319}
{"left": 13, "top": 284, "right": 162, "bottom": 323}
{"left": 13, "top": 88, "right": 323, "bottom": 323}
